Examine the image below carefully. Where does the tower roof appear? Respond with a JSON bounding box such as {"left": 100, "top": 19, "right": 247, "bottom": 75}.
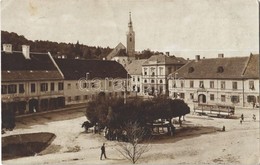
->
{"left": 128, "top": 12, "right": 133, "bottom": 28}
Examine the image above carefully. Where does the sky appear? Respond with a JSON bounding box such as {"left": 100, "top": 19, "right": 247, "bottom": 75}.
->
{"left": 1, "top": 0, "right": 259, "bottom": 59}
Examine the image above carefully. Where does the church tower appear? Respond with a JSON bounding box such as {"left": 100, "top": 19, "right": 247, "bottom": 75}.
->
{"left": 126, "top": 12, "right": 135, "bottom": 59}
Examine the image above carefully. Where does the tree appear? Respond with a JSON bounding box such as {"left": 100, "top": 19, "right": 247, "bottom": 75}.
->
{"left": 116, "top": 121, "right": 151, "bottom": 164}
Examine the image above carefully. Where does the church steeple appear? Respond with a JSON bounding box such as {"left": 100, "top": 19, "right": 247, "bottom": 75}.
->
{"left": 128, "top": 12, "right": 133, "bottom": 30}
{"left": 126, "top": 12, "right": 135, "bottom": 59}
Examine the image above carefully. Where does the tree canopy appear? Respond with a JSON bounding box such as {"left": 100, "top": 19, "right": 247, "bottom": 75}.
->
{"left": 85, "top": 96, "right": 190, "bottom": 129}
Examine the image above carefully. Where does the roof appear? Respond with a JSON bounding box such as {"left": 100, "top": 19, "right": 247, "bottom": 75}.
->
{"left": 243, "top": 54, "right": 259, "bottom": 79}
{"left": 106, "top": 43, "right": 126, "bottom": 60}
{"left": 54, "top": 59, "right": 128, "bottom": 80}
{"left": 125, "top": 59, "right": 147, "bottom": 75}
{"left": 1, "top": 51, "right": 63, "bottom": 81}
{"left": 143, "top": 54, "right": 186, "bottom": 66}
{"left": 172, "top": 55, "right": 258, "bottom": 79}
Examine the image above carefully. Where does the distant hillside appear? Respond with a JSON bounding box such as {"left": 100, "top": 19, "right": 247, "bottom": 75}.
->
{"left": 1, "top": 31, "right": 112, "bottom": 60}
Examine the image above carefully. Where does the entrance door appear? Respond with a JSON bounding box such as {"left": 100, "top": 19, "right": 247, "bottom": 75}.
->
{"left": 198, "top": 94, "right": 206, "bottom": 103}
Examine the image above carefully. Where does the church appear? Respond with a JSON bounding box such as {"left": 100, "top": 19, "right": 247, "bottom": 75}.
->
{"left": 107, "top": 12, "right": 135, "bottom": 67}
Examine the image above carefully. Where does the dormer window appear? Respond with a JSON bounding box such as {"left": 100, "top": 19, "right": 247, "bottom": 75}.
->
{"left": 188, "top": 67, "right": 194, "bottom": 73}
{"left": 217, "top": 66, "right": 224, "bottom": 73}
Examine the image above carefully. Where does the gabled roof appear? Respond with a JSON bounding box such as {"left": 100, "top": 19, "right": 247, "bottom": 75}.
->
{"left": 243, "top": 54, "right": 259, "bottom": 79}
{"left": 125, "top": 59, "right": 147, "bottom": 75}
{"left": 106, "top": 43, "right": 126, "bottom": 60}
{"left": 1, "top": 51, "right": 63, "bottom": 81}
{"left": 143, "top": 54, "right": 186, "bottom": 66}
{"left": 172, "top": 55, "right": 255, "bottom": 79}
{"left": 54, "top": 59, "right": 128, "bottom": 80}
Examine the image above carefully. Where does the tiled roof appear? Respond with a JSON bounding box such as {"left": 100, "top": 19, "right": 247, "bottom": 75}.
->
{"left": 243, "top": 54, "right": 259, "bottom": 79}
{"left": 172, "top": 56, "right": 253, "bottom": 79}
{"left": 143, "top": 54, "right": 186, "bottom": 65}
{"left": 106, "top": 43, "right": 126, "bottom": 60}
{"left": 2, "top": 71, "right": 62, "bottom": 81}
{"left": 54, "top": 59, "right": 128, "bottom": 80}
{"left": 1, "top": 51, "right": 63, "bottom": 81}
{"left": 125, "top": 59, "right": 147, "bottom": 75}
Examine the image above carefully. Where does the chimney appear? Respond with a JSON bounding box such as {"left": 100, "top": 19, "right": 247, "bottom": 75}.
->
{"left": 3, "top": 44, "right": 12, "bottom": 53}
{"left": 195, "top": 55, "right": 200, "bottom": 62}
{"left": 218, "top": 53, "right": 224, "bottom": 58}
{"left": 166, "top": 52, "right": 170, "bottom": 56}
{"left": 22, "top": 45, "right": 30, "bottom": 59}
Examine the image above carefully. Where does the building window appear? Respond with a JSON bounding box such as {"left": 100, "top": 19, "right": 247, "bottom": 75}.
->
{"left": 221, "top": 81, "right": 225, "bottom": 90}
{"left": 132, "top": 76, "right": 135, "bottom": 82}
{"left": 137, "top": 77, "right": 140, "bottom": 82}
{"left": 19, "top": 84, "right": 25, "bottom": 93}
{"left": 151, "top": 79, "right": 155, "bottom": 83}
{"left": 51, "top": 82, "right": 55, "bottom": 91}
{"left": 75, "top": 96, "right": 80, "bottom": 101}
{"left": 199, "top": 81, "right": 204, "bottom": 88}
{"left": 221, "top": 95, "right": 226, "bottom": 102}
{"left": 173, "top": 81, "right": 176, "bottom": 88}
{"left": 210, "top": 94, "right": 214, "bottom": 101}
{"left": 160, "top": 67, "right": 164, "bottom": 75}
{"left": 160, "top": 80, "right": 163, "bottom": 83}
{"left": 231, "top": 96, "right": 240, "bottom": 103}
{"left": 84, "top": 95, "right": 88, "bottom": 100}
{"left": 190, "top": 81, "right": 194, "bottom": 88}
{"left": 247, "top": 95, "right": 256, "bottom": 103}
{"left": 232, "top": 82, "right": 237, "bottom": 90}
{"left": 210, "top": 81, "right": 214, "bottom": 88}
{"left": 167, "top": 67, "right": 171, "bottom": 74}
{"left": 144, "top": 79, "right": 147, "bottom": 83}
{"left": 8, "top": 84, "right": 17, "bottom": 94}
{"left": 180, "top": 93, "right": 185, "bottom": 99}
{"left": 67, "top": 97, "right": 71, "bottom": 102}
{"left": 151, "top": 72, "right": 155, "bottom": 76}
{"left": 67, "top": 83, "right": 71, "bottom": 89}
{"left": 173, "top": 92, "right": 177, "bottom": 98}
{"left": 2, "top": 85, "right": 7, "bottom": 94}
{"left": 58, "top": 82, "right": 64, "bottom": 91}
{"left": 31, "top": 83, "right": 36, "bottom": 93}
{"left": 109, "top": 81, "right": 112, "bottom": 87}
{"left": 190, "top": 93, "right": 194, "bottom": 99}
{"left": 181, "top": 80, "right": 184, "bottom": 88}
{"left": 249, "top": 81, "right": 255, "bottom": 90}
{"left": 40, "top": 83, "right": 48, "bottom": 92}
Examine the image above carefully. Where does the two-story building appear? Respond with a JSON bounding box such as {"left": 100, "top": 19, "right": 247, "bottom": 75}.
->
{"left": 142, "top": 54, "right": 187, "bottom": 96}
{"left": 1, "top": 44, "right": 65, "bottom": 115}
{"left": 125, "top": 59, "right": 147, "bottom": 95}
{"left": 54, "top": 58, "right": 130, "bottom": 105}
{"left": 168, "top": 54, "right": 259, "bottom": 108}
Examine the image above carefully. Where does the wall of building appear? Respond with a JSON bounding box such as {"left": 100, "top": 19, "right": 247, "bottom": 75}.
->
{"left": 64, "top": 78, "right": 130, "bottom": 105}
{"left": 168, "top": 78, "right": 259, "bottom": 108}
{"left": 1, "top": 80, "right": 65, "bottom": 115}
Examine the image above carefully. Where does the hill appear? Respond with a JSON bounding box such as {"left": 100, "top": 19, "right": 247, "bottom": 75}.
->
{"left": 1, "top": 31, "right": 112, "bottom": 60}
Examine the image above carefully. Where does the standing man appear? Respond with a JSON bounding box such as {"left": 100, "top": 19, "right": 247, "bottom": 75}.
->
{"left": 100, "top": 143, "right": 107, "bottom": 160}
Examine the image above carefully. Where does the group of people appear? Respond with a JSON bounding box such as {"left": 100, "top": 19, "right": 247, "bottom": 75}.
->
{"left": 240, "top": 113, "right": 256, "bottom": 124}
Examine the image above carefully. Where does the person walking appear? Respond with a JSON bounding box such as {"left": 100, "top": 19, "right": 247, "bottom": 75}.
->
{"left": 100, "top": 143, "right": 107, "bottom": 160}
{"left": 241, "top": 114, "right": 244, "bottom": 121}
{"left": 253, "top": 114, "right": 256, "bottom": 121}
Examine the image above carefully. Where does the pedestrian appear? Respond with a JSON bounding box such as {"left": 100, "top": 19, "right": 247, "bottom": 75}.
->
{"left": 253, "top": 114, "right": 256, "bottom": 121}
{"left": 100, "top": 143, "right": 107, "bottom": 160}
{"left": 240, "top": 119, "right": 242, "bottom": 124}
{"left": 241, "top": 114, "right": 244, "bottom": 121}
{"left": 222, "top": 125, "right": 225, "bottom": 131}
{"left": 253, "top": 101, "right": 255, "bottom": 109}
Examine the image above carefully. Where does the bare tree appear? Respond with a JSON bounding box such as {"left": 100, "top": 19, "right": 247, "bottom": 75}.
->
{"left": 116, "top": 122, "right": 151, "bottom": 164}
